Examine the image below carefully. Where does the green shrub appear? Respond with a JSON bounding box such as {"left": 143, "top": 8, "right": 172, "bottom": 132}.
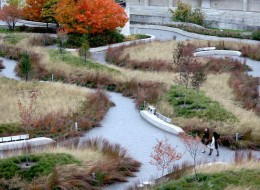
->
{"left": 88, "top": 30, "right": 125, "bottom": 47}
{"left": 65, "top": 33, "right": 84, "bottom": 48}
{"left": 252, "top": 30, "right": 260, "bottom": 40}
{"left": 189, "top": 7, "right": 205, "bottom": 26}
{"left": 170, "top": 2, "right": 205, "bottom": 26}
{"left": 64, "top": 30, "right": 125, "bottom": 48}
{"left": 171, "top": 2, "right": 191, "bottom": 22}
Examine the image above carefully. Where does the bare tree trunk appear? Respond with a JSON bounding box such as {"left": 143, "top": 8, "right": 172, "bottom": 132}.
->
{"left": 184, "top": 83, "right": 188, "bottom": 106}
{"left": 26, "top": 71, "right": 28, "bottom": 82}
{"left": 25, "top": 127, "right": 29, "bottom": 166}
{"left": 196, "top": 88, "right": 199, "bottom": 110}
{"left": 193, "top": 158, "right": 197, "bottom": 181}
{"left": 178, "top": 65, "right": 181, "bottom": 98}
{"left": 161, "top": 167, "right": 165, "bottom": 190}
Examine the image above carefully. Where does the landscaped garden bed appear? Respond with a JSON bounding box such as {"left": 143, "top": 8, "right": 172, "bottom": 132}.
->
{"left": 0, "top": 138, "right": 141, "bottom": 190}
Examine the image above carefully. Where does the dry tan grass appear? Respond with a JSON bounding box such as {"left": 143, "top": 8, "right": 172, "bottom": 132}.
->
{"left": 43, "top": 146, "right": 103, "bottom": 165}
{"left": 122, "top": 40, "right": 177, "bottom": 62}
{"left": 3, "top": 36, "right": 260, "bottom": 138}
{"left": 197, "top": 161, "right": 260, "bottom": 174}
{"left": 119, "top": 39, "right": 260, "bottom": 139}
{"left": 225, "top": 185, "right": 257, "bottom": 190}
{"left": 0, "top": 78, "right": 89, "bottom": 123}
{"left": 202, "top": 73, "right": 260, "bottom": 139}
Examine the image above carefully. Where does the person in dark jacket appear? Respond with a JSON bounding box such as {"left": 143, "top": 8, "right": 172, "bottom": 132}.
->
{"left": 201, "top": 127, "right": 210, "bottom": 153}
{"left": 208, "top": 131, "right": 220, "bottom": 156}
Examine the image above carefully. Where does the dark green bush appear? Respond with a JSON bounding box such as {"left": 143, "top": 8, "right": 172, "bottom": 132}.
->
{"left": 88, "top": 30, "right": 125, "bottom": 47}
{"left": 65, "top": 33, "right": 84, "bottom": 48}
{"left": 65, "top": 30, "right": 125, "bottom": 48}
{"left": 252, "top": 30, "right": 260, "bottom": 40}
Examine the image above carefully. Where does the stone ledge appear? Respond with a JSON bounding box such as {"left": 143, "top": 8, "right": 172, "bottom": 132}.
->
{"left": 131, "top": 24, "right": 260, "bottom": 44}
{"left": 90, "top": 34, "right": 155, "bottom": 53}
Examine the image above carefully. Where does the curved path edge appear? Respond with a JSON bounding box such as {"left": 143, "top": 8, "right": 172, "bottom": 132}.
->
{"left": 131, "top": 24, "right": 260, "bottom": 45}
{"left": 89, "top": 34, "right": 155, "bottom": 53}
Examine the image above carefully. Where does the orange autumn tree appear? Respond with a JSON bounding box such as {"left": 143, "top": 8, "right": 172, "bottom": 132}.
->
{"left": 55, "top": 0, "right": 128, "bottom": 34}
{"left": 54, "top": 0, "right": 79, "bottom": 33}
{"left": 23, "top": 0, "right": 45, "bottom": 21}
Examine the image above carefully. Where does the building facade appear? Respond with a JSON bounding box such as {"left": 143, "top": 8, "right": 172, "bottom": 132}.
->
{"left": 127, "top": 0, "right": 260, "bottom": 12}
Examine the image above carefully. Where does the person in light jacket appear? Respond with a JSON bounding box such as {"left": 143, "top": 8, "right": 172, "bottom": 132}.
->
{"left": 208, "top": 131, "right": 220, "bottom": 156}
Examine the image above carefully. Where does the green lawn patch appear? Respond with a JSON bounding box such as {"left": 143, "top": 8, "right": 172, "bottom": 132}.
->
{"left": 0, "top": 153, "right": 80, "bottom": 181}
{"left": 168, "top": 86, "right": 237, "bottom": 122}
{"left": 156, "top": 169, "right": 260, "bottom": 190}
{"left": 3, "top": 34, "right": 26, "bottom": 44}
{"left": 0, "top": 28, "right": 11, "bottom": 33}
{"left": 48, "top": 49, "right": 119, "bottom": 73}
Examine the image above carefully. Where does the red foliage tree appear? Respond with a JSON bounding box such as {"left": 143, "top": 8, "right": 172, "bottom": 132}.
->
{"left": 180, "top": 133, "right": 203, "bottom": 181}
{"left": 150, "top": 137, "right": 183, "bottom": 189}
{"left": 23, "top": 0, "right": 45, "bottom": 21}
{"left": 55, "top": 0, "right": 128, "bottom": 34}
{"left": 0, "top": 4, "right": 21, "bottom": 30}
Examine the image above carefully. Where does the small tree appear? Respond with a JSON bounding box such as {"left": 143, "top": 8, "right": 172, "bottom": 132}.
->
{"left": 57, "top": 29, "right": 68, "bottom": 55}
{"left": 18, "top": 90, "right": 38, "bottom": 166}
{"left": 191, "top": 64, "right": 207, "bottom": 110}
{"left": 150, "top": 137, "right": 183, "bottom": 189}
{"left": 180, "top": 133, "right": 203, "bottom": 181}
{"left": 79, "top": 37, "right": 90, "bottom": 63}
{"left": 0, "top": 4, "right": 21, "bottom": 30}
{"left": 19, "top": 53, "right": 31, "bottom": 81}
{"left": 179, "top": 56, "right": 197, "bottom": 106}
{"left": 173, "top": 42, "right": 184, "bottom": 98}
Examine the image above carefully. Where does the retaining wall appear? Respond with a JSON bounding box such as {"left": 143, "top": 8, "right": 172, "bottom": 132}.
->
{"left": 130, "top": 5, "right": 260, "bottom": 30}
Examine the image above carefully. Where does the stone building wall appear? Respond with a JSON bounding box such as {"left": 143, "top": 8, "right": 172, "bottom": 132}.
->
{"left": 127, "top": 0, "right": 260, "bottom": 12}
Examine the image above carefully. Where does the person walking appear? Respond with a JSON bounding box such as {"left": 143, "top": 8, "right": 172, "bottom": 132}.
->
{"left": 208, "top": 131, "right": 220, "bottom": 156}
{"left": 201, "top": 127, "right": 210, "bottom": 153}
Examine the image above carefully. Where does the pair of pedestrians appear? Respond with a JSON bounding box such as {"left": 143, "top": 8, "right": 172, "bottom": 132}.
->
{"left": 201, "top": 128, "right": 220, "bottom": 156}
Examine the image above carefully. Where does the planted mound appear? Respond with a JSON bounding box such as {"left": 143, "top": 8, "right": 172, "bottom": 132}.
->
{"left": 203, "top": 57, "right": 250, "bottom": 73}
{"left": 168, "top": 86, "right": 236, "bottom": 122}
{"left": 0, "top": 138, "right": 141, "bottom": 189}
{"left": 32, "top": 90, "right": 113, "bottom": 139}
{"left": 165, "top": 24, "right": 247, "bottom": 39}
{"left": 229, "top": 72, "right": 260, "bottom": 114}
{"left": 106, "top": 44, "right": 173, "bottom": 71}
{"left": 155, "top": 169, "right": 260, "bottom": 190}
{"left": 0, "top": 153, "right": 80, "bottom": 180}
{"left": 0, "top": 42, "right": 164, "bottom": 109}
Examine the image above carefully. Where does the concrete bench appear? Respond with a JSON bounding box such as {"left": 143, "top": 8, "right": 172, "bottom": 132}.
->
{"left": 194, "top": 47, "right": 216, "bottom": 53}
{"left": 155, "top": 112, "right": 172, "bottom": 123}
{"left": 0, "top": 134, "right": 29, "bottom": 143}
